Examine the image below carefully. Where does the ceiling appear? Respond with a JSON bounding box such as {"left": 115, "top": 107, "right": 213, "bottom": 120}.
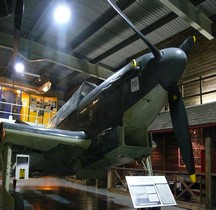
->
{"left": 0, "top": 0, "right": 215, "bottom": 99}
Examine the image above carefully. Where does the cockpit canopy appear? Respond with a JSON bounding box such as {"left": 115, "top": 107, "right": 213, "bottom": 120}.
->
{"left": 47, "top": 81, "right": 97, "bottom": 128}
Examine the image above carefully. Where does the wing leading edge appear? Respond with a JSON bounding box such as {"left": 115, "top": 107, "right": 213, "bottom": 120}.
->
{"left": 0, "top": 122, "right": 91, "bottom": 151}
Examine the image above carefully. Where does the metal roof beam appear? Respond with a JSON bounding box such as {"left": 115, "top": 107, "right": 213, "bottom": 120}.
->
{"left": 65, "top": 0, "right": 136, "bottom": 52}
{"left": 90, "top": 12, "right": 177, "bottom": 64}
{"left": 0, "top": 33, "right": 113, "bottom": 80}
{"left": 56, "top": 71, "right": 80, "bottom": 88}
{"left": 23, "top": 1, "right": 51, "bottom": 39}
{"left": 159, "top": 0, "right": 214, "bottom": 40}
{"left": 189, "top": 0, "right": 206, "bottom": 7}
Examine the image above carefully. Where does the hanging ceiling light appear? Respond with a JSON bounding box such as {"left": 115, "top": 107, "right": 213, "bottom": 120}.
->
{"left": 53, "top": 4, "right": 71, "bottom": 24}
{"left": 15, "top": 62, "right": 40, "bottom": 78}
{"left": 15, "top": 62, "right": 24, "bottom": 73}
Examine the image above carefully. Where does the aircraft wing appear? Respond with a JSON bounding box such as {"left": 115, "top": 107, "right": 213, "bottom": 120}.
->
{"left": 0, "top": 122, "right": 92, "bottom": 151}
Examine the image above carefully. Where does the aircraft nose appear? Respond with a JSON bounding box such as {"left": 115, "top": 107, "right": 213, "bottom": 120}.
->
{"left": 156, "top": 48, "right": 187, "bottom": 90}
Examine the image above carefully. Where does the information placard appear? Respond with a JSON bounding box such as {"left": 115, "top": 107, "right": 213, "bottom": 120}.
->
{"left": 126, "top": 176, "right": 176, "bottom": 209}
{"left": 15, "top": 154, "right": 30, "bottom": 180}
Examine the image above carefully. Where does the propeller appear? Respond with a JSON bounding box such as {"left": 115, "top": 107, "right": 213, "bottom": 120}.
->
{"left": 108, "top": 0, "right": 162, "bottom": 60}
{"left": 180, "top": 36, "right": 196, "bottom": 55}
{"left": 167, "top": 36, "right": 196, "bottom": 182}
{"left": 13, "top": 0, "right": 24, "bottom": 60}
{"left": 168, "top": 82, "right": 196, "bottom": 182}
{"left": 108, "top": 0, "right": 197, "bottom": 182}
{"left": 0, "top": 0, "right": 24, "bottom": 63}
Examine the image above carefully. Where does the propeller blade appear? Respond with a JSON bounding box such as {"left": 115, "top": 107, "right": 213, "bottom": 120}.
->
{"left": 14, "top": 0, "right": 23, "bottom": 31}
{"left": 13, "top": 0, "right": 24, "bottom": 59}
{"left": 108, "top": 0, "right": 162, "bottom": 60}
{"left": 168, "top": 82, "right": 196, "bottom": 182}
{"left": 0, "top": 0, "right": 16, "bottom": 17}
{"left": 180, "top": 36, "right": 196, "bottom": 55}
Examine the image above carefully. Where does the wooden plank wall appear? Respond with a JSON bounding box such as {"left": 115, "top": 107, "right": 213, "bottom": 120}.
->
{"left": 151, "top": 127, "right": 216, "bottom": 174}
{"left": 155, "top": 28, "right": 216, "bottom": 106}
{"left": 155, "top": 27, "right": 216, "bottom": 81}
{"left": 151, "top": 132, "right": 179, "bottom": 172}
{"left": 151, "top": 134, "right": 166, "bottom": 171}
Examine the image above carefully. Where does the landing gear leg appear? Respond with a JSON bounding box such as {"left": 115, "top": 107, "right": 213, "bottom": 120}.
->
{"left": 140, "top": 155, "right": 153, "bottom": 176}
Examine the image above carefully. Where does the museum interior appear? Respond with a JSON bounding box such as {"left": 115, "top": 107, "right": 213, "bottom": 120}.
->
{"left": 0, "top": 0, "right": 216, "bottom": 210}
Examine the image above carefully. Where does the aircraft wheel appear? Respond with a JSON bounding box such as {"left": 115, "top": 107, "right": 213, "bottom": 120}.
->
{"left": 11, "top": 191, "right": 24, "bottom": 210}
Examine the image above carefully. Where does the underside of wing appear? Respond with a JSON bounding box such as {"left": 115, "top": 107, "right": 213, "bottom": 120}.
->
{"left": 0, "top": 122, "right": 92, "bottom": 151}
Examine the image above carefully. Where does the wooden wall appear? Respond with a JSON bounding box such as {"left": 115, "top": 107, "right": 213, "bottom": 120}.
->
{"left": 151, "top": 127, "right": 216, "bottom": 174}
{"left": 155, "top": 28, "right": 216, "bottom": 106}
{"left": 153, "top": 27, "right": 216, "bottom": 81}
{"left": 151, "top": 132, "right": 179, "bottom": 172}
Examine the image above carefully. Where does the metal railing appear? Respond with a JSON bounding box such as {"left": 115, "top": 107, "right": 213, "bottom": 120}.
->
{"left": 0, "top": 100, "right": 55, "bottom": 126}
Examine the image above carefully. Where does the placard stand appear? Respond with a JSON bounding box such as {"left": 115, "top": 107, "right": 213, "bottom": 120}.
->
{"left": 126, "top": 176, "right": 176, "bottom": 209}
{"left": 15, "top": 154, "right": 30, "bottom": 180}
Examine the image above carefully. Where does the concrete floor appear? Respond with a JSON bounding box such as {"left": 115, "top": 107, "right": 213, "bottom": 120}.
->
{"left": 0, "top": 177, "right": 187, "bottom": 210}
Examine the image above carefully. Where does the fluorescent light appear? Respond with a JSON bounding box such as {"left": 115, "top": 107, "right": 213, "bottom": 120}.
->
{"left": 21, "top": 72, "right": 40, "bottom": 78}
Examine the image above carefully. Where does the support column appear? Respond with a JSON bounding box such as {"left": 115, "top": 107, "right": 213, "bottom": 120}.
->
{"left": 140, "top": 156, "right": 153, "bottom": 176}
{"left": 204, "top": 128, "right": 212, "bottom": 209}
{"left": 3, "top": 145, "right": 12, "bottom": 192}
{"left": 2, "top": 144, "right": 15, "bottom": 210}
{"left": 107, "top": 169, "right": 114, "bottom": 190}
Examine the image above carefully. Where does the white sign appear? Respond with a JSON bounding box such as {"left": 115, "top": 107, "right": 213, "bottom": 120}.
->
{"left": 131, "top": 77, "right": 140, "bottom": 92}
{"left": 126, "top": 176, "right": 176, "bottom": 208}
{"left": 15, "top": 154, "right": 30, "bottom": 180}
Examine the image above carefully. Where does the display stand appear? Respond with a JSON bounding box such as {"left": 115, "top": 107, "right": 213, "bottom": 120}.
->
{"left": 126, "top": 176, "right": 176, "bottom": 209}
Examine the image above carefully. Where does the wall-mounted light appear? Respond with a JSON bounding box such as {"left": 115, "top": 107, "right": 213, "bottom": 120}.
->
{"left": 39, "top": 81, "right": 52, "bottom": 93}
{"left": 16, "top": 90, "right": 21, "bottom": 94}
